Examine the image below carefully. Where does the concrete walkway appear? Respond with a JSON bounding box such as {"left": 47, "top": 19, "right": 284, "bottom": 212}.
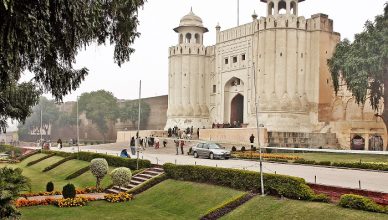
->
{"left": 25, "top": 145, "right": 388, "bottom": 193}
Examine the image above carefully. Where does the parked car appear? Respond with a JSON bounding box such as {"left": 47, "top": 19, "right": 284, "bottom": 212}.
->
{"left": 192, "top": 142, "right": 231, "bottom": 159}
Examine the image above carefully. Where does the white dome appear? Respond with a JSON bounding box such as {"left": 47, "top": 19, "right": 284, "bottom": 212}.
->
{"left": 174, "top": 8, "right": 208, "bottom": 33}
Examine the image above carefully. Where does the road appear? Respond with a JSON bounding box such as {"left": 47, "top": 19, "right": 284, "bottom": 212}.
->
{"left": 28, "top": 143, "right": 388, "bottom": 193}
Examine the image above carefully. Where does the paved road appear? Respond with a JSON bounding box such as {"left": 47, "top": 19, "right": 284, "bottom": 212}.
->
{"left": 30, "top": 144, "right": 388, "bottom": 193}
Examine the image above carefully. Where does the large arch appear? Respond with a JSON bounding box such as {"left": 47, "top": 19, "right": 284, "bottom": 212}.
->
{"left": 224, "top": 77, "right": 245, "bottom": 124}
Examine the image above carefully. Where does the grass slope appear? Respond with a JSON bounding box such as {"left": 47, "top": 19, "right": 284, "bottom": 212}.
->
{"left": 221, "top": 195, "right": 388, "bottom": 220}
{"left": 20, "top": 180, "right": 244, "bottom": 220}
{"left": 0, "top": 155, "right": 112, "bottom": 192}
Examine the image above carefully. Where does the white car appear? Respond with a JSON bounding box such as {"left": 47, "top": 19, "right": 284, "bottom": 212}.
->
{"left": 192, "top": 142, "right": 231, "bottom": 159}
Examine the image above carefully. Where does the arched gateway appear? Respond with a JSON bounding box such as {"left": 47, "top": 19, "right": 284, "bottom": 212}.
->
{"left": 230, "top": 94, "right": 244, "bottom": 124}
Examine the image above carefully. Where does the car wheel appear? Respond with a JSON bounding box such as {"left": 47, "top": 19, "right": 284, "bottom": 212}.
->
{"left": 194, "top": 152, "right": 199, "bottom": 158}
{"left": 209, "top": 153, "right": 214, "bottom": 160}
{"left": 225, "top": 157, "right": 230, "bottom": 160}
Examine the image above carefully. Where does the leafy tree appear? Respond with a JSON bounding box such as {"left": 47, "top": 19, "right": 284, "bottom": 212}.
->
{"left": 0, "top": 167, "right": 30, "bottom": 219}
{"left": 0, "top": 0, "right": 146, "bottom": 132}
{"left": 110, "top": 167, "right": 132, "bottom": 190}
{"left": 78, "top": 90, "right": 118, "bottom": 141}
{"left": 120, "top": 100, "right": 150, "bottom": 127}
{"left": 328, "top": 4, "right": 388, "bottom": 148}
{"left": 90, "top": 158, "right": 109, "bottom": 190}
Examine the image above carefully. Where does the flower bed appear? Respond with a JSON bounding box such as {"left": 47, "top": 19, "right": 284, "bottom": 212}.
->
{"left": 54, "top": 196, "right": 95, "bottom": 207}
{"left": 20, "top": 187, "right": 101, "bottom": 197}
{"left": 104, "top": 192, "right": 133, "bottom": 203}
{"left": 232, "top": 152, "right": 300, "bottom": 161}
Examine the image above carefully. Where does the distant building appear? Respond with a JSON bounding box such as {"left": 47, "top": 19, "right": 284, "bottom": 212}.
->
{"left": 164, "top": 0, "right": 386, "bottom": 150}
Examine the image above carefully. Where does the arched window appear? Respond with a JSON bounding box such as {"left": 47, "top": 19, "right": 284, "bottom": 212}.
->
{"left": 290, "top": 1, "right": 297, "bottom": 15}
{"left": 268, "top": 1, "right": 274, "bottom": 16}
{"left": 278, "top": 0, "right": 286, "bottom": 14}
{"left": 195, "top": 33, "right": 200, "bottom": 44}
{"left": 185, "top": 33, "right": 192, "bottom": 43}
{"left": 179, "top": 34, "right": 183, "bottom": 44}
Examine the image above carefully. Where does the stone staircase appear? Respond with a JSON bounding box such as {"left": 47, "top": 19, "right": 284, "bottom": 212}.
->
{"left": 106, "top": 167, "right": 164, "bottom": 194}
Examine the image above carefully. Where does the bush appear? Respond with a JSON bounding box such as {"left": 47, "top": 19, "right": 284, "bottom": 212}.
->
{"left": 77, "top": 152, "right": 151, "bottom": 170}
{"left": 231, "top": 146, "right": 236, "bottom": 152}
{"left": 46, "top": 181, "right": 54, "bottom": 192}
{"left": 90, "top": 158, "right": 109, "bottom": 189}
{"left": 65, "top": 166, "right": 90, "bottom": 180}
{"left": 266, "top": 158, "right": 288, "bottom": 163}
{"left": 42, "top": 156, "right": 76, "bottom": 172}
{"left": 293, "top": 158, "right": 315, "bottom": 165}
{"left": 111, "top": 167, "right": 132, "bottom": 189}
{"left": 54, "top": 196, "right": 95, "bottom": 207}
{"left": 310, "top": 194, "right": 330, "bottom": 203}
{"left": 241, "top": 146, "right": 246, "bottom": 152}
{"left": 332, "top": 162, "right": 388, "bottom": 171}
{"left": 26, "top": 154, "right": 55, "bottom": 166}
{"left": 16, "top": 150, "right": 40, "bottom": 161}
{"left": 315, "top": 161, "right": 331, "bottom": 166}
{"left": 339, "top": 194, "right": 386, "bottom": 213}
{"left": 104, "top": 192, "right": 133, "bottom": 203}
{"left": 62, "top": 183, "right": 76, "bottom": 199}
{"left": 202, "top": 192, "right": 253, "bottom": 219}
{"left": 163, "top": 164, "right": 315, "bottom": 200}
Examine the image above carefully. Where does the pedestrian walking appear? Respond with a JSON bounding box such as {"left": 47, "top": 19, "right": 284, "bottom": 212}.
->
{"left": 174, "top": 138, "right": 179, "bottom": 155}
{"left": 197, "top": 128, "right": 200, "bottom": 139}
{"left": 249, "top": 134, "right": 255, "bottom": 150}
{"left": 163, "top": 139, "right": 167, "bottom": 147}
{"left": 57, "top": 138, "right": 62, "bottom": 149}
{"left": 130, "top": 137, "right": 136, "bottom": 155}
{"left": 180, "top": 139, "right": 185, "bottom": 155}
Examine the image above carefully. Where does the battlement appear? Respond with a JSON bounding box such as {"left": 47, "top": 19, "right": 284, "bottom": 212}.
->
{"left": 169, "top": 44, "right": 212, "bottom": 56}
{"left": 217, "top": 23, "right": 254, "bottom": 43}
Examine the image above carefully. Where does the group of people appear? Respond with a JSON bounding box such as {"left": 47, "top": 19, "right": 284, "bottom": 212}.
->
{"left": 167, "top": 126, "right": 200, "bottom": 139}
{"left": 212, "top": 121, "right": 242, "bottom": 129}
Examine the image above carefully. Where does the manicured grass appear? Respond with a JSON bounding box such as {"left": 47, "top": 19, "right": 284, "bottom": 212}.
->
{"left": 221, "top": 195, "right": 388, "bottom": 220}
{"left": 274, "top": 152, "right": 388, "bottom": 163}
{"left": 20, "top": 180, "right": 244, "bottom": 220}
{"left": 0, "top": 155, "right": 113, "bottom": 192}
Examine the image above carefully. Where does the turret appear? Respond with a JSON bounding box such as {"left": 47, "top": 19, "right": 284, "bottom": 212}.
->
{"left": 261, "top": 0, "right": 304, "bottom": 16}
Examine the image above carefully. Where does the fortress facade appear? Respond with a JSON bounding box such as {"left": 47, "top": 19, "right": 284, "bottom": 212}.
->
{"left": 165, "top": 0, "right": 386, "bottom": 149}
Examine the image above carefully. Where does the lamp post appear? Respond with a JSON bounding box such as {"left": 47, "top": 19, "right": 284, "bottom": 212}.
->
{"left": 77, "top": 96, "right": 80, "bottom": 153}
{"left": 40, "top": 108, "right": 43, "bottom": 148}
{"left": 136, "top": 80, "right": 142, "bottom": 170}
{"left": 253, "top": 62, "right": 265, "bottom": 196}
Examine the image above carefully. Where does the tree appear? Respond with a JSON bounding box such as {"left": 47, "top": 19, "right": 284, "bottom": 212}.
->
{"left": 0, "top": 167, "right": 30, "bottom": 219}
{"left": 328, "top": 4, "right": 388, "bottom": 148}
{"left": 78, "top": 90, "right": 119, "bottom": 141}
{"left": 120, "top": 100, "right": 150, "bottom": 128}
{"left": 0, "top": 0, "right": 146, "bottom": 132}
{"left": 28, "top": 97, "right": 60, "bottom": 135}
{"left": 90, "top": 158, "right": 109, "bottom": 190}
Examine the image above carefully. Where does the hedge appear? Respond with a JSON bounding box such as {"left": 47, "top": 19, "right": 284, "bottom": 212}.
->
{"left": 65, "top": 166, "right": 90, "bottom": 180}
{"left": 332, "top": 162, "right": 388, "bottom": 171}
{"left": 339, "top": 194, "right": 387, "bottom": 214}
{"left": 26, "top": 154, "right": 55, "bottom": 166}
{"left": 17, "top": 150, "right": 40, "bottom": 161}
{"left": 163, "top": 163, "right": 315, "bottom": 200}
{"left": 127, "top": 174, "right": 167, "bottom": 195}
{"left": 43, "top": 150, "right": 151, "bottom": 170}
{"left": 42, "top": 156, "right": 76, "bottom": 172}
{"left": 201, "top": 192, "right": 254, "bottom": 220}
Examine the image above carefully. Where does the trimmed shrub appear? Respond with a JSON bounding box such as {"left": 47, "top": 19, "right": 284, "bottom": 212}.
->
{"left": 46, "top": 181, "right": 54, "bottom": 192}
{"left": 339, "top": 194, "right": 386, "bottom": 213}
{"left": 62, "top": 183, "right": 76, "bottom": 199}
{"left": 266, "top": 158, "right": 288, "bottom": 163}
{"left": 90, "top": 158, "right": 109, "bottom": 189}
{"left": 231, "top": 146, "right": 236, "bottom": 152}
{"left": 241, "top": 146, "right": 246, "bottom": 152}
{"left": 310, "top": 194, "right": 330, "bottom": 203}
{"left": 315, "top": 161, "right": 331, "bottom": 166}
{"left": 65, "top": 166, "right": 90, "bottom": 180}
{"left": 77, "top": 152, "right": 151, "bottom": 170}
{"left": 163, "top": 163, "right": 315, "bottom": 200}
{"left": 16, "top": 150, "right": 40, "bottom": 161}
{"left": 293, "top": 158, "right": 315, "bottom": 165}
{"left": 111, "top": 167, "right": 132, "bottom": 189}
{"left": 332, "top": 162, "right": 388, "bottom": 171}
{"left": 42, "top": 156, "right": 76, "bottom": 172}
{"left": 26, "top": 154, "right": 55, "bottom": 166}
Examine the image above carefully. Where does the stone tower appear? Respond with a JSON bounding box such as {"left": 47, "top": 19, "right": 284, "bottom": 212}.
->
{"left": 165, "top": 9, "right": 211, "bottom": 129}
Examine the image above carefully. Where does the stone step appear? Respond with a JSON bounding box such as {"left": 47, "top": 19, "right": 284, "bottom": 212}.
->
{"left": 127, "top": 183, "right": 137, "bottom": 188}
{"left": 113, "top": 185, "right": 130, "bottom": 192}
{"left": 144, "top": 170, "right": 161, "bottom": 176}
{"left": 106, "top": 188, "right": 120, "bottom": 194}
{"left": 130, "top": 179, "right": 143, "bottom": 185}
{"left": 132, "top": 176, "right": 150, "bottom": 182}
{"left": 151, "top": 167, "right": 164, "bottom": 172}
{"left": 136, "top": 173, "right": 154, "bottom": 179}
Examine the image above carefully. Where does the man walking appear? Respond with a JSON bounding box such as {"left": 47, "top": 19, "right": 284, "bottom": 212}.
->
{"left": 249, "top": 134, "right": 255, "bottom": 150}
{"left": 174, "top": 138, "right": 179, "bottom": 155}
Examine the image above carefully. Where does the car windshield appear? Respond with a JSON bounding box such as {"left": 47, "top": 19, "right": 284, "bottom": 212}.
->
{"left": 208, "top": 143, "right": 222, "bottom": 149}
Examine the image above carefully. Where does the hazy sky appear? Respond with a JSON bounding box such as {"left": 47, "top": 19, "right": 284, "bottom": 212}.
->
{"left": 52, "top": 0, "right": 386, "bottom": 102}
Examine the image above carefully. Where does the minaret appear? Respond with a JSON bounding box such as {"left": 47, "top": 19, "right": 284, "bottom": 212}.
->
{"left": 261, "top": 0, "right": 303, "bottom": 16}
{"left": 165, "top": 9, "right": 210, "bottom": 129}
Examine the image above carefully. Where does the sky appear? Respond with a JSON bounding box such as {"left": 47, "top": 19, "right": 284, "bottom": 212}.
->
{"left": 8, "top": 0, "right": 387, "bottom": 131}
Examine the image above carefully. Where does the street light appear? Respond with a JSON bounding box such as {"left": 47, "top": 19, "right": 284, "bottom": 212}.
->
{"left": 136, "top": 80, "right": 142, "bottom": 170}
{"left": 77, "top": 96, "right": 80, "bottom": 153}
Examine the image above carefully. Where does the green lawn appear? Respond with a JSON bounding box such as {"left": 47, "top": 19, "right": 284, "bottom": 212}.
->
{"left": 222, "top": 195, "right": 388, "bottom": 220}
{"left": 0, "top": 154, "right": 113, "bottom": 192}
{"left": 275, "top": 152, "right": 388, "bottom": 163}
{"left": 20, "top": 180, "right": 244, "bottom": 220}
